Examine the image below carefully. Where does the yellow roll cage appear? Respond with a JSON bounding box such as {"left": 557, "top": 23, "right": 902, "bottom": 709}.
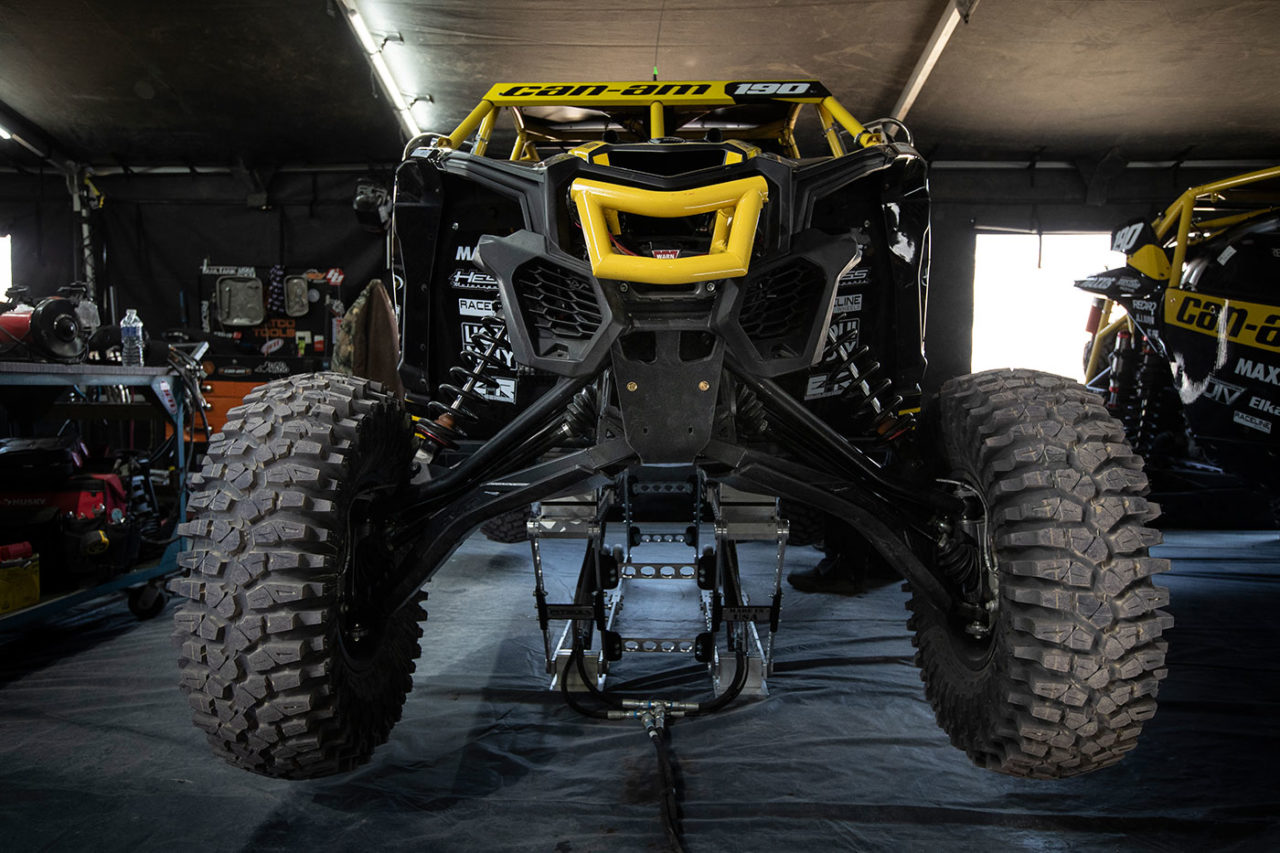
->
{"left": 1084, "top": 164, "right": 1280, "bottom": 384}
{"left": 410, "top": 81, "right": 883, "bottom": 285}
{"left": 418, "top": 80, "right": 880, "bottom": 162}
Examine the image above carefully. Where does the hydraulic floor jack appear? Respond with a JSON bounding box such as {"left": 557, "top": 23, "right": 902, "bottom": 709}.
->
{"left": 527, "top": 471, "right": 791, "bottom": 703}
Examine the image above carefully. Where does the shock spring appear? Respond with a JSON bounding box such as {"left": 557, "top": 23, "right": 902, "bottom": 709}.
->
{"left": 820, "top": 322, "right": 913, "bottom": 440}
{"left": 416, "top": 312, "right": 510, "bottom": 452}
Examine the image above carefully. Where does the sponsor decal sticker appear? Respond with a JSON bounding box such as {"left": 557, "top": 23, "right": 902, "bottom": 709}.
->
{"left": 833, "top": 293, "right": 863, "bottom": 315}
{"left": 202, "top": 262, "right": 256, "bottom": 277}
{"left": 804, "top": 373, "right": 851, "bottom": 400}
{"left": 652, "top": 249, "right": 681, "bottom": 260}
{"left": 260, "top": 338, "right": 284, "bottom": 355}
{"left": 477, "top": 376, "right": 517, "bottom": 405}
{"left": 1235, "top": 357, "right": 1280, "bottom": 387}
{"left": 838, "top": 268, "right": 870, "bottom": 286}
{"left": 1234, "top": 410, "right": 1272, "bottom": 434}
{"left": 462, "top": 323, "right": 515, "bottom": 368}
{"left": 450, "top": 268, "right": 499, "bottom": 291}
{"left": 827, "top": 318, "right": 860, "bottom": 348}
{"left": 1166, "top": 289, "right": 1280, "bottom": 353}
{"left": 1204, "top": 376, "right": 1246, "bottom": 406}
{"left": 458, "top": 298, "right": 494, "bottom": 318}
{"left": 496, "top": 83, "right": 713, "bottom": 98}
{"left": 255, "top": 361, "right": 291, "bottom": 375}
{"left": 1130, "top": 299, "right": 1159, "bottom": 322}
{"left": 1249, "top": 395, "right": 1280, "bottom": 416}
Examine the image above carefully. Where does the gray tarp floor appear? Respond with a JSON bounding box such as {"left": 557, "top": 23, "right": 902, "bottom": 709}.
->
{"left": 1, "top": 529, "right": 1277, "bottom": 852}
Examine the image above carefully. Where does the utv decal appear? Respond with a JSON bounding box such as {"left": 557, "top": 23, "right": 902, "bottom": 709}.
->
{"left": 833, "top": 293, "right": 864, "bottom": 314}
{"left": 1234, "top": 410, "right": 1273, "bottom": 434}
{"left": 456, "top": 245, "right": 477, "bottom": 262}
{"left": 839, "top": 268, "right": 870, "bottom": 286}
{"left": 1166, "top": 289, "right": 1280, "bottom": 353}
{"left": 458, "top": 298, "right": 495, "bottom": 318}
{"left": 255, "top": 361, "right": 291, "bottom": 375}
{"left": 260, "top": 338, "right": 284, "bottom": 355}
{"left": 1217, "top": 245, "right": 1238, "bottom": 266}
{"left": 651, "top": 249, "right": 681, "bottom": 260}
{"left": 1235, "top": 357, "right": 1280, "bottom": 386}
{"left": 1249, "top": 395, "right": 1280, "bottom": 416}
{"left": 1203, "top": 376, "right": 1246, "bottom": 406}
{"left": 450, "top": 268, "right": 499, "bottom": 291}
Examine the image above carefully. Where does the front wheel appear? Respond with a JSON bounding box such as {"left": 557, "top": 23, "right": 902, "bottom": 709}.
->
{"left": 910, "top": 369, "right": 1172, "bottom": 778}
{"left": 172, "top": 373, "right": 423, "bottom": 779}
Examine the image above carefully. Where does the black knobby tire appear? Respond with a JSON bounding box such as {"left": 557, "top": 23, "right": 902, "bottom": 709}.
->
{"left": 480, "top": 506, "right": 532, "bottom": 543}
{"left": 171, "top": 373, "right": 424, "bottom": 779}
{"left": 909, "top": 369, "right": 1172, "bottom": 778}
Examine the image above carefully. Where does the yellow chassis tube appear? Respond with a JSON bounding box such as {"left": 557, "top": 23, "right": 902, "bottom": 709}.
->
{"left": 436, "top": 83, "right": 877, "bottom": 160}
{"left": 1152, "top": 164, "right": 1280, "bottom": 286}
{"left": 570, "top": 176, "right": 769, "bottom": 284}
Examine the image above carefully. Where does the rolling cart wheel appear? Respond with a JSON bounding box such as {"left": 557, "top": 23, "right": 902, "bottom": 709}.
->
{"left": 128, "top": 583, "right": 166, "bottom": 620}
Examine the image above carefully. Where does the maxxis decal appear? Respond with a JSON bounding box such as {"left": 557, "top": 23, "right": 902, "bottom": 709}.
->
{"left": 1164, "top": 289, "right": 1280, "bottom": 354}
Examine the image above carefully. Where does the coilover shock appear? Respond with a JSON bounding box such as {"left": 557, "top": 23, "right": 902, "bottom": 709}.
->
{"left": 416, "top": 311, "right": 511, "bottom": 453}
{"left": 1107, "top": 328, "right": 1142, "bottom": 439}
{"left": 1133, "top": 337, "right": 1185, "bottom": 461}
{"left": 820, "top": 323, "right": 914, "bottom": 440}
{"left": 733, "top": 382, "right": 769, "bottom": 438}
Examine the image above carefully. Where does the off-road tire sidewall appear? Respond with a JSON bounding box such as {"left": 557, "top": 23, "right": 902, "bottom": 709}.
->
{"left": 910, "top": 369, "right": 1172, "bottom": 778}
{"left": 480, "top": 506, "right": 532, "bottom": 543}
{"left": 172, "top": 373, "right": 423, "bottom": 779}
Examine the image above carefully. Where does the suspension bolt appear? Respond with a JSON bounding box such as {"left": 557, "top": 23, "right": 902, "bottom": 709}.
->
{"left": 626, "top": 381, "right": 638, "bottom": 392}
{"left": 619, "top": 283, "right": 630, "bottom": 293}
{"left": 698, "top": 380, "right": 710, "bottom": 391}
{"left": 706, "top": 282, "right": 717, "bottom": 292}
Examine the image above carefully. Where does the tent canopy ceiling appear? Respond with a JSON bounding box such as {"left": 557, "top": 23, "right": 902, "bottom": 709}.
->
{"left": 0, "top": 0, "right": 1277, "bottom": 170}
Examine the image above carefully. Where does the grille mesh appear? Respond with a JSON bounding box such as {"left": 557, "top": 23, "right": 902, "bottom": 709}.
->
{"left": 513, "top": 260, "right": 602, "bottom": 341}
{"left": 738, "top": 259, "right": 826, "bottom": 348}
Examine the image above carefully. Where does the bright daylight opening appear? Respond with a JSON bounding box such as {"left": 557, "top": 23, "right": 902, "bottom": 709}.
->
{"left": 971, "top": 233, "right": 1123, "bottom": 381}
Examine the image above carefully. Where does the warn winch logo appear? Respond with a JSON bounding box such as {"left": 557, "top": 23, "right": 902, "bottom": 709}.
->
{"left": 1235, "top": 357, "right": 1280, "bottom": 387}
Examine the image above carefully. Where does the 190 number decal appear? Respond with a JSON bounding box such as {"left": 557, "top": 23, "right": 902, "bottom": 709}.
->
{"left": 732, "top": 82, "right": 813, "bottom": 96}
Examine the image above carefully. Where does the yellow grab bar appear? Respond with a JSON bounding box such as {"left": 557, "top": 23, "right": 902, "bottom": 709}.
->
{"left": 570, "top": 176, "right": 769, "bottom": 284}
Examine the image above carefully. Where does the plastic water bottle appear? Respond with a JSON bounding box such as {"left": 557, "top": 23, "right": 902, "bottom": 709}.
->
{"left": 120, "top": 308, "right": 144, "bottom": 366}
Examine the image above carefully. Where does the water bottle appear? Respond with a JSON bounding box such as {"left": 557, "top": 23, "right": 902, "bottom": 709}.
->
{"left": 120, "top": 308, "right": 144, "bottom": 366}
